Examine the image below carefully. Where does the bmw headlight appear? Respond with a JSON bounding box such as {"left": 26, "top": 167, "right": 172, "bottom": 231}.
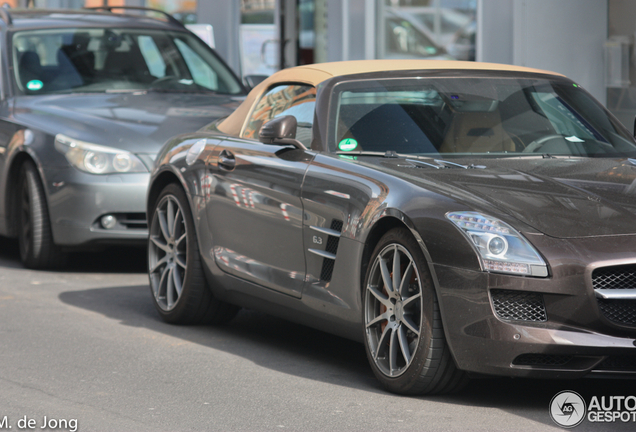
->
{"left": 55, "top": 134, "right": 148, "bottom": 174}
{"left": 446, "top": 211, "right": 548, "bottom": 277}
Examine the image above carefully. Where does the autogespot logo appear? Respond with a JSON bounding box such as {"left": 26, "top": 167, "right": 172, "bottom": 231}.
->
{"left": 550, "top": 391, "right": 587, "bottom": 428}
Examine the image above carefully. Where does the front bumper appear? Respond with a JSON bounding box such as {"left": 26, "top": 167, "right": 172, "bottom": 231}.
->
{"left": 434, "top": 234, "right": 636, "bottom": 379}
{"left": 44, "top": 166, "right": 149, "bottom": 247}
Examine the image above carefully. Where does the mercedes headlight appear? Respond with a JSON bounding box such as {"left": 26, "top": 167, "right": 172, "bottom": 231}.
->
{"left": 446, "top": 211, "right": 548, "bottom": 277}
{"left": 55, "top": 134, "right": 148, "bottom": 174}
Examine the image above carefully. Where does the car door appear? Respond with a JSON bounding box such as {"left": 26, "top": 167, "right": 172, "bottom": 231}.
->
{"left": 205, "top": 83, "right": 316, "bottom": 298}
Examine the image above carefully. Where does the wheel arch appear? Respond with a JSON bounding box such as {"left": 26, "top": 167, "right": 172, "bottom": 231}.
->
{"left": 146, "top": 168, "right": 189, "bottom": 219}
{"left": 360, "top": 208, "right": 439, "bottom": 297}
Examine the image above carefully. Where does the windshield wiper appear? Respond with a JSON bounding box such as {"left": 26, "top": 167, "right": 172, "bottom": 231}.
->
{"left": 336, "top": 150, "right": 396, "bottom": 157}
{"left": 147, "top": 88, "right": 217, "bottom": 94}
{"left": 335, "top": 151, "right": 485, "bottom": 169}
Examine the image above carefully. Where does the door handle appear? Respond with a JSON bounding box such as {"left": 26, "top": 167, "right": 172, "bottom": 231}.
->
{"left": 218, "top": 150, "right": 236, "bottom": 170}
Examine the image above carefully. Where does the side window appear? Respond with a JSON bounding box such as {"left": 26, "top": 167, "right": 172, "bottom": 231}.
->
{"left": 174, "top": 38, "right": 218, "bottom": 90}
{"left": 243, "top": 84, "right": 316, "bottom": 147}
{"left": 138, "top": 36, "right": 166, "bottom": 78}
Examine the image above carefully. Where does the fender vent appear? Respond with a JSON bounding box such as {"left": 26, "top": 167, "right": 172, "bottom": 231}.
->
{"left": 320, "top": 220, "right": 343, "bottom": 282}
{"left": 490, "top": 289, "right": 547, "bottom": 322}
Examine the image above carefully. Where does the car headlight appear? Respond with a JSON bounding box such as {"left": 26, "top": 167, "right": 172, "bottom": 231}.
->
{"left": 446, "top": 211, "right": 548, "bottom": 277}
{"left": 55, "top": 134, "right": 148, "bottom": 174}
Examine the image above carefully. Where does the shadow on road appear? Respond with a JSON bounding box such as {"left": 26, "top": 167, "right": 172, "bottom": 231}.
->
{"left": 57, "top": 282, "right": 636, "bottom": 430}
{"left": 3, "top": 234, "right": 632, "bottom": 429}
{"left": 59, "top": 284, "right": 378, "bottom": 391}
{"left": 0, "top": 235, "right": 146, "bottom": 273}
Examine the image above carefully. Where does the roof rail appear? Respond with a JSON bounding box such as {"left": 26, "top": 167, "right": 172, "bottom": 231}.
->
{"left": 0, "top": 7, "right": 12, "bottom": 25}
{"left": 84, "top": 6, "right": 183, "bottom": 28}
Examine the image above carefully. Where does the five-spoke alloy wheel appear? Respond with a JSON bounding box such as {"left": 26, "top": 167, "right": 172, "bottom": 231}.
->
{"left": 363, "top": 228, "right": 467, "bottom": 395}
{"left": 148, "top": 183, "right": 238, "bottom": 324}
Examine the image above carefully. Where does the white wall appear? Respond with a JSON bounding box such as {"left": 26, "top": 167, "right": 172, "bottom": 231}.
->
{"left": 477, "top": 0, "right": 513, "bottom": 64}
{"left": 512, "top": 0, "right": 607, "bottom": 102}
{"left": 197, "top": 2, "right": 242, "bottom": 75}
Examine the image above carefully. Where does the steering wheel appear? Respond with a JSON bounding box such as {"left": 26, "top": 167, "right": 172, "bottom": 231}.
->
{"left": 149, "top": 75, "right": 179, "bottom": 87}
{"left": 521, "top": 134, "right": 564, "bottom": 153}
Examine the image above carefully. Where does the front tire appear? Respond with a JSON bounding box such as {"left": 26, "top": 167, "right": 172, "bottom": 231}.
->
{"left": 18, "top": 161, "right": 66, "bottom": 269}
{"left": 148, "top": 183, "right": 239, "bottom": 324}
{"left": 363, "top": 228, "right": 467, "bottom": 395}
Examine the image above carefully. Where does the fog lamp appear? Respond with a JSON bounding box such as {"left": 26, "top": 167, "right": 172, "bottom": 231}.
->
{"left": 101, "top": 215, "right": 117, "bottom": 229}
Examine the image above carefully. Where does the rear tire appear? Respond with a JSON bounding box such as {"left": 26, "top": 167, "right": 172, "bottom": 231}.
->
{"left": 18, "top": 161, "right": 66, "bottom": 270}
{"left": 363, "top": 227, "right": 468, "bottom": 395}
{"left": 148, "top": 183, "right": 239, "bottom": 324}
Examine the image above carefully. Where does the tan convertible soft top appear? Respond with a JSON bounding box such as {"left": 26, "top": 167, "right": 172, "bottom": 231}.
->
{"left": 218, "top": 59, "right": 562, "bottom": 137}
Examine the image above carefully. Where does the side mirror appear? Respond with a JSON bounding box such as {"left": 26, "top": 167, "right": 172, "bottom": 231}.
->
{"left": 259, "top": 116, "right": 307, "bottom": 150}
{"left": 243, "top": 75, "right": 268, "bottom": 90}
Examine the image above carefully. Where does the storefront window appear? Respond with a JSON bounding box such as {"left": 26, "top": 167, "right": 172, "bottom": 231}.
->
{"left": 377, "top": 0, "right": 476, "bottom": 61}
{"left": 607, "top": 0, "right": 636, "bottom": 130}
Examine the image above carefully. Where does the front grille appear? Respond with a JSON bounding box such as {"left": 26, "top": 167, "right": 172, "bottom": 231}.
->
{"left": 490, "top": 289, "right": 547, "bottom": 322}
{"left": 597, "top": 299, "right": 636, "bottom": 326}
{"left": 593, "top": 265, "right": 636, "bottom": 327}
{"left": 593, "top": 265, "right": 636, "bottom": 290}
{"left": 513, "top": 354, "right": 573, "bottom": 367}
{"left": 596, "top": 356, "right": 636, "bottom": 371}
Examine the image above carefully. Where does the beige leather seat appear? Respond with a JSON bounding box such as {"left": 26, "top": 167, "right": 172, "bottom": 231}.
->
{"left": 440, "top": 110, "right": 516, "bottom": 154}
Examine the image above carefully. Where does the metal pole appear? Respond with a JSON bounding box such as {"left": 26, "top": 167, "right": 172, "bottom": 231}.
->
{"left": 279, "top": 0, "right": 286, "bottom": 70}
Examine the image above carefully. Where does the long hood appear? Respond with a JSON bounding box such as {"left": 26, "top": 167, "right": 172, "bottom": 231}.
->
{"left": 374, "top": 157, "right": 636, "bottom": 238}
{"left": 14, "top": 92, "right": 242, "bottom": 154}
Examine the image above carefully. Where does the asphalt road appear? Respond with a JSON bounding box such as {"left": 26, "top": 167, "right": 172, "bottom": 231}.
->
{"left": 0, "top": 236, "right": 634, "bottom": 432}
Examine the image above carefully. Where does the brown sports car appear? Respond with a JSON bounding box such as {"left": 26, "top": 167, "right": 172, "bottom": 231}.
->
{"left": 146, "top": 60, "right": 636, "bottom": 395}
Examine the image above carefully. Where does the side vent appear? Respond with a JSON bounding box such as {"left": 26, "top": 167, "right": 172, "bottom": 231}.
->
{"left": 308, "top": 220, "right": 343, "bottom": 283}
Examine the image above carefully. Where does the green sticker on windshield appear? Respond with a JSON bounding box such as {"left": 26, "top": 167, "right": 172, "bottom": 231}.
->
{"left": 338, "top": 138, "right": 358, "bottom": 151}
{"left": 26, "top": 80, "right": 43, "bottom": 91}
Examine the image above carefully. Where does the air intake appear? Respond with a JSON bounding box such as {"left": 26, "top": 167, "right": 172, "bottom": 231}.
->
{"left": 490, "top": 289, "right": 547, "bottom": 322}
{"left": 513, "top": 354, "right": 573, "bottom": 367}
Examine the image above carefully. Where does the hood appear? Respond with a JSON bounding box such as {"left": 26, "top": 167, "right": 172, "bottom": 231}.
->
{"left": 373, "top": 156, "right": 636, "bottom": 238}
{"left": 14, "top": 92, "right": 243, "bottom": 154}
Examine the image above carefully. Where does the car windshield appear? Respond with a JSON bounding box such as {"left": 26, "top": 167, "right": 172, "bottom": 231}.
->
{"left": 332, "top": 76, "right": 636, "bottom": 158}
{"left": 12, "top": 28, "right": 244, "bottom": 95}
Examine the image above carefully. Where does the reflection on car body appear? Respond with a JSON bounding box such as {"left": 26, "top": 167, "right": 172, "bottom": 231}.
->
{"left": 0, "top": 8, "right": 247, "bottom": 269}
{"left": 147, "top": 59, "right": 636, "bottom": 395}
